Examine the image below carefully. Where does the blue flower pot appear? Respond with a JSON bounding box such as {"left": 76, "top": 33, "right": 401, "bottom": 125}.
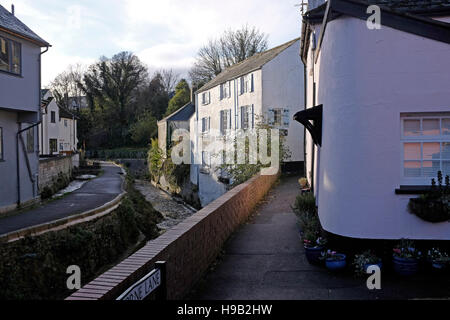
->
{"left": 364, "top": 262, "right": 383, "bottom": 273}
{"left": 304, "top": 246, "right": 324, "bottom": 265}
{"left": 393, "top": 256, "right": 419, "bottom": 276}
{"left": 325, "top": 254, "right": 347, "bottom": 271}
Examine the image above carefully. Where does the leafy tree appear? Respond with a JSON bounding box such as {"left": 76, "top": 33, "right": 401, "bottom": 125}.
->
{"left": 79, "top": 52, "right": 148, "bottom": 146}
{"left": 130, "top": 112, "right": 157, "bottom": 146}
{"left": 164, "top": 79, "right": 190, "bottom": 117}
{"left": 189, "top": 25, "right": 268, "bottom": 86}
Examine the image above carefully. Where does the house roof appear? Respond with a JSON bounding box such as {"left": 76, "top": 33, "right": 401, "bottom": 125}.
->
{"left": 0, "top": 4, "right": 50, "bottom": 47}
{"left": 196, "top": 38, "right": 300, "bottom": 94}
{"left": 159, "top": 102, "right": 195, "bottom": 124}
{"left": 59, "top": 106, "right": 79, "bottom": 120}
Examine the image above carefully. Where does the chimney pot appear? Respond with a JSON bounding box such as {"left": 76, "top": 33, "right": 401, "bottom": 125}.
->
{"left": 11, "top": 4, "right": 15, "bottom": 16}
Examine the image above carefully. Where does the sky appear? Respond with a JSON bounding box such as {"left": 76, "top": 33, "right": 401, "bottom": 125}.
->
{"left": 1, "top": 0, "right": 303, "bottom": 86}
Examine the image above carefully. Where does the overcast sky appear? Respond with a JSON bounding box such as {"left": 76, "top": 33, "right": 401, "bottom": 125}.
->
{"left": 2, "top": 0, "right": 303, "bottom": 86}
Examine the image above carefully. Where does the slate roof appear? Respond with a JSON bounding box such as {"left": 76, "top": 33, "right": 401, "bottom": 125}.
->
{"left": 0, "top": 4, "right": 50, "bottom": 47}
{"left": 159, "top": 102, "right": 195, "bottom": 124}
{"left": 197, "top": 38, "right": 300, "bottom": 94}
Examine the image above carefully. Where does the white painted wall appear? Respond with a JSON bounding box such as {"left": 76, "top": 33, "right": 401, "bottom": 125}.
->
{"left": 39, "top": 91, "right": 59, "bottom": 155}
{"left": 58, "top": 116, "right": 78, "bottom": 153}
{"left": 313, "top": 16, "right": 450, "bottom": 239}
{"left": 262, "top": 39, "right": 304, "bottom": 162}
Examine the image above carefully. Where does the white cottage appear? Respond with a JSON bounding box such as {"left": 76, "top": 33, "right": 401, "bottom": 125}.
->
{"left": 39, "top": 90, "right": 78, "bottom": 156}
{"left": 191, "top": 38, "right": 305, "bottom": 206}
{"left": 296, "top": 0, "right": 450, "bottom": 240}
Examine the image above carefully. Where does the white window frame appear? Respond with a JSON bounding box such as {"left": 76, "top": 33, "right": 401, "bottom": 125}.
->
{"left": 401, "top": 114, "right": 450, "bottom": 185}
{"left": 201, "top": 117, "right": 211, "bottom": 134}
{"left": 220, "top": 82, "right": 231, "bottom": 100}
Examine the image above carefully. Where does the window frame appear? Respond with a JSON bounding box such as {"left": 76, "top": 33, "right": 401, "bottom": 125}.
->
{"left": 26, "top": 127, "right": 34, "bottom": 153}
{"left": 202, "top": 92, "right": 211, "bottom": 105}
{"left": 401, "top": 115, "right": 450, "bottom": 185}
{"left": 0, "top": 36, "right": 22, "bottom": 76}
{"left": 0, "top": 127, "right": 4, "bottom": 161}
{"left": 49, "top": 138, "right": 58, "bottom": 154}
{"left": 51, "top": 111, "right": 56, "bottom": 124}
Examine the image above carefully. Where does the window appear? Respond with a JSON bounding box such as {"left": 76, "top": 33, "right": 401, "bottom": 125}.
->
{"left": 0, "top": 127, "right": 3, "bottom": 160}
{"left": 240, "top": 106, "right": 254, "bottom": 130}
{"left": 268, "top": 108, "right": 289, "bottom": 128}
{"left": 402, "top": 115, "right": 450, "bottom": 181}
{"left": 49, "top": 139, "right": 58, "bottom": 154}
{"left": 220, "top": 110, "right": 232, "bottom": 134}
{"left": 201, "top": 117, "right": 211, "bottom": 133}
{"left": 60, "top": 143, "right": 64, "bottom": 151}
{"left": 220, "top": 82, "right": 231, "bottom": 100}
{"left": 64, "top": 119, "right": 68, "bottom": 127}
{"left": 51, "top": 111, "right": 56, "bottom": 123}
{"left": 201, "top": 92, "right": 211, "bottom": 105}
{"left": 0, "top": 36, "right": 21, "bottom": 75}
{"left": 26, "top": 128, "right": 34, "bottom": 153}
{"left": 239, "top": 74, "right": 254, "bottom": 95}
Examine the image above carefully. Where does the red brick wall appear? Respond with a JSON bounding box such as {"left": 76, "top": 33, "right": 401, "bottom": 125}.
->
{"left": 66, "top": 173, "right": 279, "bottom": 300}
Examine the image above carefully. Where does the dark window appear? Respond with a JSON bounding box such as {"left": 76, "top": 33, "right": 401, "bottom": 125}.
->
{"left": 26, "top": 128, "right": 34, "bottom": 153}
{"left": 0, "top": 127, "right": 3, "bottom": 160}
{"left": 49, "top": 139, "right": 58, "bottom": 154}
{"left": 51, "top": 111, "right": 56, "bottom": 123}
{"left": 0, "top": 36, "right": 21, "bottom": 75}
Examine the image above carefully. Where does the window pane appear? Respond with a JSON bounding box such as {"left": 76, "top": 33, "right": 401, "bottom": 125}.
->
{"left": 404, "top": 143, "right": 421, "bottom": 160}
{"left": 442, "top": 142, "right": 450, "bottom": 159}
{"left": 403, "top": 119, "right": 420, "bottom": 136}
{"left": 423, "top": 142, "right": 440, "bottom": 160}
{"left": 443, "top": 161, "right": 450, "bottom": 176}
{"left": 11, "top": 42, "right": 20, "bottom": 74}
{"left": 443, "top": 119, "right": 450, "bottom": 135}
{"left": 422, "top": 119, "right": 440, "bottom": 136}
{"left": 404, "top": 161, "right": 421, "bottom": 177}
{"left": 0, "top": 37, "right": 10, "bottom": 72}
{"left": 423, "top": 161, "right": 440, "bottom": 177}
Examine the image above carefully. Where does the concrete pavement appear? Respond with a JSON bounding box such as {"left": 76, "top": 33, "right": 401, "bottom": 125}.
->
{"left": 0, "top": 163, "right": 123, "bottom": 236}
{"left": 191, "top": 176, "right": 450, "bottom": 300}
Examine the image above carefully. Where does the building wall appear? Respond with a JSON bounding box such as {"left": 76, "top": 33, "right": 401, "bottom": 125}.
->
{"left": 157, "top": 121, "right": 167, "bottom": 156}
{"left": 39, "top": 96, "right": 59, "bottom": 155}
{"left": 0, "top": 31, "right": 41, "bottom": 213}
{"left": 262, "top": 39, "right": 305, "bottom": 162}
{"left": 0, "top": 30, "right": 40, "bottom": 114}
{"left": 315, "top": 16, "right": 450, "bottom": 239}
{"left": 59, "top": 117, "right": 78, "bottom": 153}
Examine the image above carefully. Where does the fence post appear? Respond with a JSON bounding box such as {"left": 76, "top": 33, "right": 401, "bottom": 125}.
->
{"left": 155, "top": 261, "right": 167, "bottom": 300}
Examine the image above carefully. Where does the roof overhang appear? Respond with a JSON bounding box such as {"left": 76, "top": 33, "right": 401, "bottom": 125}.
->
{"left": 301, "top": 0, "right": 450, "bottom": 62}
{"left": 0, "top": 26, "right": 51, "bottom": 47}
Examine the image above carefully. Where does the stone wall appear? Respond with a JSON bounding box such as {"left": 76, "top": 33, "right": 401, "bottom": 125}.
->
{"left": 67, "top": 172, "right": 279, "bottom": 300}
{"left": 38, "top": 154, "right": 78, "bottom": 191}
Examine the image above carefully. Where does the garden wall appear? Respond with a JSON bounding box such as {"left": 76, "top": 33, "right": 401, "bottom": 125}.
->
{"left": 67, "top": 172, "right": 279, "bottom": 300}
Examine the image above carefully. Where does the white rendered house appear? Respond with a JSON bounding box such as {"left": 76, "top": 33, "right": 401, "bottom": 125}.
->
{"left": 39, "top": 90, "right": 78, "bottom": 156}
{"left": 296, "top": 0, "right": 450, "bottom": 240}
{"left": 190, "top": 38, "right": 305, "bottom": 207}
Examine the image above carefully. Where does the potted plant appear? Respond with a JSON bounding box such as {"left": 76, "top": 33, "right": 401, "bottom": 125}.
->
{"left": 427, "top": 248, "right": 449, "bottom": 270}
{"left": 303, "top": 236, "right": 326, "bottom": 265}
{"left": 321, "top": 250, "right": 347, "bottom": 271}
{"left": 392, "top": 239, "right": 422, "bottom": 276}
{"left": 353, "top": 250, "right": 382, "bottom": 276}
{"left": 408, "top": 171, "right": 450, "bottom": 223}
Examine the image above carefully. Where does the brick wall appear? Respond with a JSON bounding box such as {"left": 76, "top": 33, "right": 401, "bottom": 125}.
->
{"left": 67, "top": 172, "right": 279, "bottom": 300}
{"left": 38, "top": 155, "right": 73, "bottom": 191}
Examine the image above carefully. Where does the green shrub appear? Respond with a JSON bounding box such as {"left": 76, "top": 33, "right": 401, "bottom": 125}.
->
{"left": 293, "top": 192, "right": 317, "bottom": 216}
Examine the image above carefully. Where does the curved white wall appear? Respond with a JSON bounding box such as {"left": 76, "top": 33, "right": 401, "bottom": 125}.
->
{"left": 317, "top": 17, "right": 450, "bottom": 239}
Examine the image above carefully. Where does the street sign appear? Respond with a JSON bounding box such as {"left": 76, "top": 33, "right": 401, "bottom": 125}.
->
{"left": 117, "top": 267, "right": 162, "bottom": 300}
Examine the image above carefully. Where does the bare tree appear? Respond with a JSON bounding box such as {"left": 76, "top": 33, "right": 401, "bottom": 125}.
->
{"left": 50, "top": 64, "right": 86, "bottom": 109}
{"left": 159, "top": 69, "right": 180, "bottom": 94}
{"left": 189, "top": 26, "right": 268, "bottom": 86}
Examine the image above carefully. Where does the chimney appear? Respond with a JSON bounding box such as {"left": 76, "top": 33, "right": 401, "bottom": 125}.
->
{"left": 11, "top": 4, "right": 15, "bottom": 16}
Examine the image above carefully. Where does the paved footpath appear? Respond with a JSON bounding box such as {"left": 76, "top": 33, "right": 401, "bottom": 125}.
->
{"left": 0, "top": 163, "right": 123, "bottom": 236}
{"left": 191, "top": 176, "right": 450, "bottom": 300}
